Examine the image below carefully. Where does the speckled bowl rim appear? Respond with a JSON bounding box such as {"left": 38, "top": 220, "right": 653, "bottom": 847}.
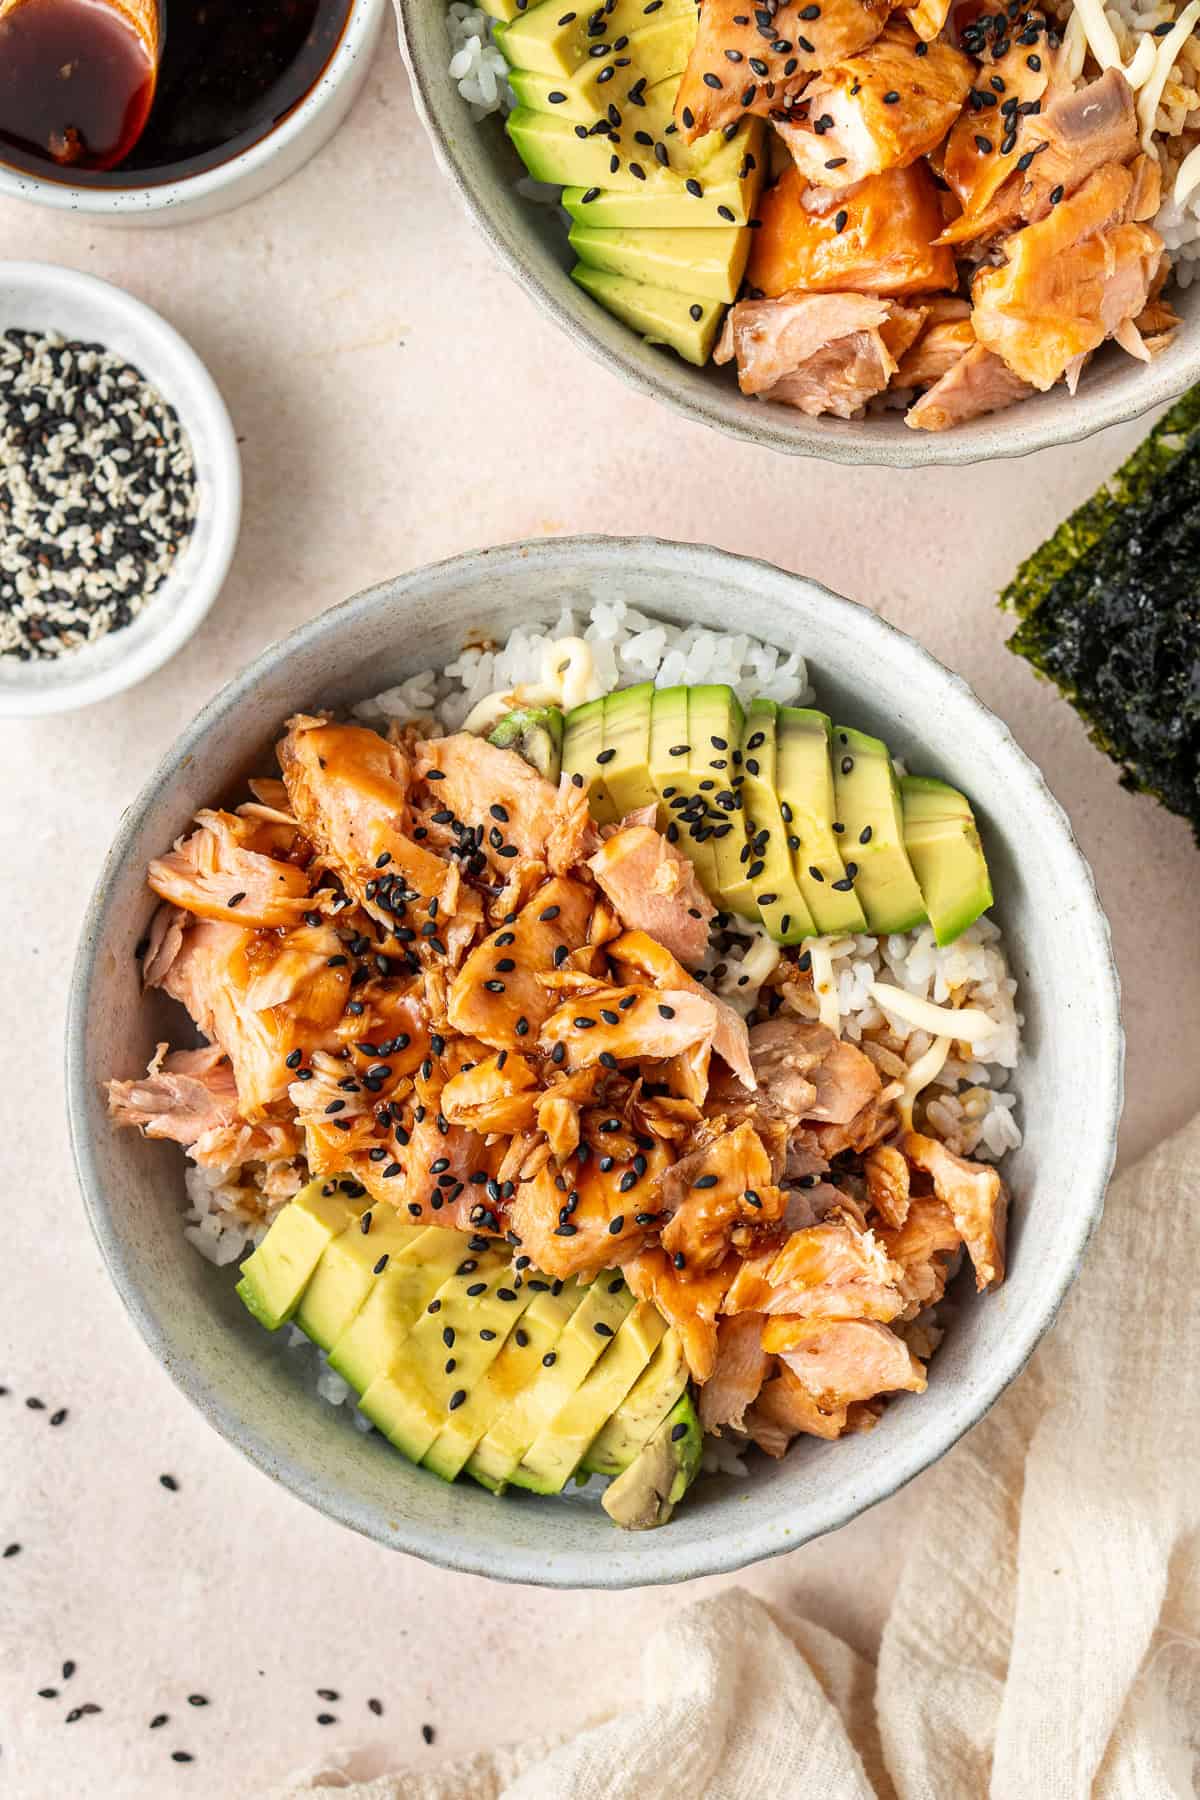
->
{"left": 65, "top": 536, "right": 1124, "bottom": 1586}
{"left": 395, "top": 0, "right": 1195, "bottom": 467}
{"left": 0, "top": 0, "right": 387, "bottom": 218}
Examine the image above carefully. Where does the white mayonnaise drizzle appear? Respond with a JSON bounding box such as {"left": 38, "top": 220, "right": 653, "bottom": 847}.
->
{"left": 460, "top": 635, "right": 602, "bottom": 737}
{"left": 1137, "top": 0, "right": 1200, "bottom": 149}
{"left": 897, "top": 1035, "right": 953, "bottom": 1132}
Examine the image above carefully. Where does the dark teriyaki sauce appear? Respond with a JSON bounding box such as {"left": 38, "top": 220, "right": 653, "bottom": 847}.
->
{"left": 0, "top": 0, "right": 353, "bottom": 186}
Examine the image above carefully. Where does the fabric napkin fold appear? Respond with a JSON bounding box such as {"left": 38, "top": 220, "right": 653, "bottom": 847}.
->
{"left": 266, "top": 1114, "right": 1200, "bottom": 1800}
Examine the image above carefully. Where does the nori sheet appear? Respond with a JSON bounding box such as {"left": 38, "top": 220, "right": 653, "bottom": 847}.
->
{"left": 1001, "top": 386, "right": 1200, "bottom": 843}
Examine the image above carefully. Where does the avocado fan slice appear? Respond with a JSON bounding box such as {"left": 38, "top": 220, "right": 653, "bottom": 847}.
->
{"left": 235, "top": 1176, "right": 369, "bottom": 1332}
{"left": 295, "top": 1210, "right": 427, "bottom": 1352}
{"left": 561, "top": 695, "right": 618, "bottom": 823}
{"left": 358, "top": 1252, "right": 536, "bottom": 1465}
{"left": 739, "top": 699, "right": 818, "bottom": 944}
{"left": 776, "top": 707, "right": 867, "bottom": 935}
{"left": 581, "top": 1328, "right": 688, "bottom": 1475}
{"left": 602, "top": 1389, "right": 702, "bottom": 1529}
{"left": 422, "top": 1279, "right": 586, "bottom": 1482}
{"left": 900, "top": 776, "right": 993, "bottom": 947}
{"left": 511, "top": 1298, "right": 668, "bottom": 1494}
{"left": 466, "top": 1275, "right": 636, "bottom": 1492}
{"left": 831, "top": 726, "right": 928, "bottom": 935}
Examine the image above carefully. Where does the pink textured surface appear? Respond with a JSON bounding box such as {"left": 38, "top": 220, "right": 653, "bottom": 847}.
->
{"left": 0, "top": 31, "right": 1196, "bottom": 1798}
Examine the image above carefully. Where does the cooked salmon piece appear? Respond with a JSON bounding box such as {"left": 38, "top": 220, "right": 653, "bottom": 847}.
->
{"left": 894, "top": 296, "right": 974, "bottom": 386}
{"left": 279, "top": 716, "right": 460, "bottom": 934}
{"left": 148, "top": 809, "right": 313, "bottom": 930}
{"left": 808, "top": 1079, "right": 901, "bottom": 1155}
{"left": 723, "top": 1217, "right": 905, "bottom": 1319}
{"left": 659, "top": 1120, "right": 784, "bottom": 1273}
{"left": 902, "top": 1131, "right": 1008, "bottom": 1288}
{"left": 764, "top": 1315, "right": 927, "bottom": 1403}
{"left": 748, "top": 163, "right": 957, "bottom": 300}
{"left": 414, "top": 732, "right": 562, "bottom": 901}
{"left": 1022, "top": 68, "right": 1138, "bottom": 217}
{"left": 626, "top": 1247, "right": 737, "bottom": 1382}
{"left": 607, "top": 929, "right": 755, "bottom": 1088}
{"left": 863, "top": 1140, "right": 910, "bottom": 1226}
{"left": 587, "top": 824, "right": 716, "bottom": 969}
{"left": 447, "top": 875, "right": 593, "bottom": 1050}
{"left": 940, "top": 40, "right": 1056, "bottom": 234}
{"left": 699, "top": 1312, "right": 771, "bottom": 1434}
{"left": 508, "top": 1136, "right": 673, "bottom": 1280}
{"left": 674, "top": 0, "right": 899, "bottom": 143}
{"left": 546, "top": 773, "right": 602, "bottom": 875}
{"left": 880, "top": 1193, "right": 962, "bottom": 1312}
{"left": 748, "top": 1365, "right": 849, "bottom": 1445}
{"left": 777, "top": 24, "right": 972, "bottom": 191}
{"left": 717, "top": 290, "right": 927, "bottom": 416}
{"left": 1128, "top": 151, "right": 1162, "bottom": 224}
{"left": 744, "top": 1016, "right": 830, "bottom": 1121}
{"left": 904, "top": 0, "right": 949, "bottom": 38}
{"left": 538, "top": 985, "right": 724, "bottom": 1075}
{"left": 440, "top": 1051, "right": 541, "bottom": 1135}
{"left": 906, "top": 341, "right": 1035, "bottom": 429}
{"left": 971, "top": 162, "right": 1163, "bottom": 389}
{"left": 806, "top": 1034, "right": 882, "bottom": 1124}
{"left": 107, "top": 1043, "right": 239, "bottom": 1146}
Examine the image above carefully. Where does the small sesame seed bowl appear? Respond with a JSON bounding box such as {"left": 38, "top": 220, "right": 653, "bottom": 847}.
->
{"left": 67, "top": 536, "right": 1123, "bottom": 1587}
{"left": 0, "top": 262, "right": 240, "bottom": 717}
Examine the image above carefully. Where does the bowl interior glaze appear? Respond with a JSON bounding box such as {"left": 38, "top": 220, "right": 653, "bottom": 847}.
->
{"left": 67, "top": 537, "right": 1123, "bottom": 1587}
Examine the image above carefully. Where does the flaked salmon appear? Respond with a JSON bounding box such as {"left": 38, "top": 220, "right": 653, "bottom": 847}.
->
{"left": 906, "top": 341, "right": 1035, "bottom": 430}
{"left": 894, "top": 296, "right": 974, "bottom": 386}
{"left": 699, "top": 1312, "right": 771, "bottom": 1434}
{"left": 587, "top": 823, "right": 716, "bottom": 969}
{"left": 723, "top": 1217, "right": 906, "bottom": 1320}
{"left": 674, "top": 0, "right": 899, "bottom": 142}
{"left": 765, "top": 1316, "right": 927, "bottom": 1404}
{"left": 971, "top": 162, "right": 1163, "bottom": 389}
{"left": 778, "top": 23, "right": 972, "bottom": 190}
{"left": 448, "top": 875, "right": 593, "bottom": 1049}
{"left": 748, "top": 163, "right": 957, "bottom": 300}
{"left": 659, "top": 1119, "right": 784, "bottom": 1273}
{"left": 902, "top": 1131, "right": 1008, "bottom": 1288}
{"left": 716, "top": 290, "right": 925, "bottom": 417}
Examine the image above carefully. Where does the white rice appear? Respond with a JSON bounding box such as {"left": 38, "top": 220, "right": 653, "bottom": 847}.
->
{"left": 354, "top": 594, "right": 813, "bottom": 734}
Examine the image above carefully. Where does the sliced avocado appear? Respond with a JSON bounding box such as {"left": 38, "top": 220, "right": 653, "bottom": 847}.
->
{"left": 600, "top": 681, "right": 658, "bottom": 818}
{"left": 423, "top": 1279, "right": 586, "bottom": 1482}
{"left": 571, "top": 266, "right": 725, "bottom": 366}
{"left": 569, "top": 222, "right": 750, "bottom": 304}
{"left": 512, "top": 1298, "right": 667, "bottom": 1494}
{"left": 687, "top": 684, "right": 758, "bottom": 921}
{"left": 832, "top": 727, "right": 927, "bottom": 934}
{"left": 496, "top": 0, "right": 694, "bottom": 79}
{"left": 901, "top": 776, "right": 993, "bottom": 946}
{"left": 236, "top": 1177, "right": 368, "bottom": 1332}
{"left": 488, "top": 705, "right": 564, "bottom": 782}
{"left": 467, "top": 1276, "right": 635, "bottom": 1490}
{"left": 776, "top": 708, "right": 867, "bottom": 935}
{"left": 358, "top": 1253, "right": 535, "bottom": 1464}
{"left": 739, "top": 700, "right": 818, "bottom": 945}
{"left": 295, "top": 1209, "right": 426, "bottom": 1352}
{"left": 602, "top": 1389, "right": 702, "bottom": 1528}
{"left": 326, "top": 1227, "right": 477, "bottom": 1392}
{"left": 508, "top": 83, "right": 757, "bottom": 193}
{"left": 504, "top": 9, "right": 696, "bottom": 116}
{"left": 582, "top": 1328, "right": 688, "bottom": 1474}
{"left": 648, "top": 684, "right": 717, "bottom": 887}
{"left": 561, "top": 695, "right": 618, "bottom": 823}
{"left": 564, "top": 175, "right": 759, "bottom": 230}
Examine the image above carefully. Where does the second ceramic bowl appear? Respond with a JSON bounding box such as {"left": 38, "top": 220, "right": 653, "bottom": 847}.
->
{"left": 397, "top": 0, "right": 1198, "bottom": 465}
{"left": 67, "top": 536, "right": 1123, "bottom": 1586}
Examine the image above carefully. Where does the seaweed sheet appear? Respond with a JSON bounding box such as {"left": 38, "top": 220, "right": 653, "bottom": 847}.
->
{"left": 1002, "top": 386, "right": 1200, "bottom": 843}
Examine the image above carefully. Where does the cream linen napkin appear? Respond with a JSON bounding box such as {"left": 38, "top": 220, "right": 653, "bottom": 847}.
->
{"left": 266, "top": 1115, "right": 1200, "bottom": 1800}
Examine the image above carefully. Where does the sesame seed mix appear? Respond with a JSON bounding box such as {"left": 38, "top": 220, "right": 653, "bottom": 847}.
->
{"left": 0, "top": 329, "right": 198, "bottom": 662}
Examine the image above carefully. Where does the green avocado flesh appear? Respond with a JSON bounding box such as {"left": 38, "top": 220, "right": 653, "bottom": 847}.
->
{"left": 502, "top": 48, "right": 765, "bottom": 367}
{"left": 1002, "top": 384, "right": 1200, "bottom": 844}
{"left": 562, "top": 685, "right": 993, "bottom": 945}
{"left": 832, "top": 727, "right": 928, "bottom": 935}
{"left": 901, "top": 776, "right": 993, "bottom": 947}
{"left": 488, "top": 705, "right": 564, "bottom": 781}
{"left": 237, "top": 1200, "right": 700, "bottom": 1529}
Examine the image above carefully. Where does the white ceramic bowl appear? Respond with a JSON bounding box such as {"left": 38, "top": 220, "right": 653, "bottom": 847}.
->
{"left": 0, "top": 261, "right": 241, "bottom": 716}
{"left": 0, "top": 0, "right": 386, "bottom": 227}
{"left": 397, "top": 0, "right": 1199, "bottom": 465}
{"left": 67, "top": 536, "right": 1123, "bottom": 1587}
